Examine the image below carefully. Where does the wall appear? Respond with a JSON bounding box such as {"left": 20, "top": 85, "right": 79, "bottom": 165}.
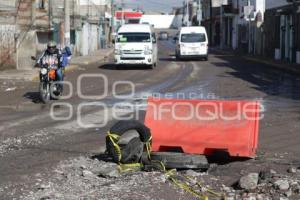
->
{"left": 140, "top": 15, "right": 175, "bottom": 29}
{"left": 172, "top": 15, "right": 183, "bottom": 29}
{"left": 0, "top": 25, "right": 16, "bottom": 69}
{"left": 17, "top": 30, "right": 37, "bottom": 70}
{"left": 81, "top": 23, "right": 99, "bottom": 56}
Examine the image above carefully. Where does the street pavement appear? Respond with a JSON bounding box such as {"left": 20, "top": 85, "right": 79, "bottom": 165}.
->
{"left": 0, "top": 39, "right": 299, "bottom": 199}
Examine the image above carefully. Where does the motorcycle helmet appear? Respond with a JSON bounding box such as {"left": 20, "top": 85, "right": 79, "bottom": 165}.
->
{"left": 47, "top": 41, "right": 57, "bottom": 54}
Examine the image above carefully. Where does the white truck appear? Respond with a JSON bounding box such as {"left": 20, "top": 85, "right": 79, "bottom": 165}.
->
{"left": 175, "top": 26, "right": 208, "bottom": 61}
{"left": 114, "top": 24, "right": 158, "bottom": 69}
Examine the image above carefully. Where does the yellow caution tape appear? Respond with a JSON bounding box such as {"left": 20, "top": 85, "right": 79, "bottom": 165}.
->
{"left": 107, "top": 132, "right": 122, "bottom": 162}
{"left": 145, "top": 136, "right": 152, "bottom": 160}
{"left": 106, "top": 131, "right": 226, "bottom": 200}
{"left": 118, "top": 163, "right": 143, "bottom": 173}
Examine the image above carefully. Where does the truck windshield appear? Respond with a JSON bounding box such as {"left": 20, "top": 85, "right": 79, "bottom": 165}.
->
{"left": 181, "top": 33, "right": 206, "bottom": 43}
{"left": 117, "top": 33, "right": 151, "bottom": 43}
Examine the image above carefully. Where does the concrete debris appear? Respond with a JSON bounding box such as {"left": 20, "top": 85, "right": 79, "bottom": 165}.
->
{"left": 259, "top": 170, "right": 273, "bottom": 181}
{"left": 82, "top": 170, "right": 94, "bottom": 178}
{"left": 239, "top": 173, "right": 259, "bottom": 190}
{"left": 95, "top": 167, "right": 120, "bottom": 178}
{"left": 279, "top": 197, "right": 289, "bottom": 200}
{"left": 38, "top": 184, "right": 50, "bottom": 190}
{"left": 274, "top": 179, "right": 290, "bottom": 191}
{"left": 287, "top": 167, "right": 297, "bottom": 174}
{"left": 284, "top": 189, "right": 292, "bottom": 197}
{"left": 18, "top": 155, "right": 300, "bottom": 200}
{"left": 5, "top": 87, "right": 16, "bottom": 92}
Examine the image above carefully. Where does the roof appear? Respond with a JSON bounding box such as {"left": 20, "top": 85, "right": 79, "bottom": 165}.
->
{"left": 118, "top": 24, "right": 152, "bottom": 33}
{"left": 180, "top": 26, "right": 207, "bottom": 34}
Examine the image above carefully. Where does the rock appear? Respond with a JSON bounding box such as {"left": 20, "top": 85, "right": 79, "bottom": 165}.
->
{"left": 97, "top": 168, "right": 120, "bottom": 178}
{"left": 226, "top": 197, "right": 234, "bottom": 200}
{"left": 227, "top": 192, "right": 235, "bottom": 197}
{"left": 284, "top": 190, "right": 292, "bottom": 197}
{"left": 82, "top": 170, "right": 94, "bottom": 177}
{"left": 185, "top": 170, "right": 200, "bottom": 177}
{"left": 38, "top": 184, "right": 50, "bottom": 190}
{"left": 259, "top": 170, "right": 273, "bottom": 181}
{"left": 270, "top": 169, "right": 277, "bottom": 174}
{"left": 279, "top": 198, "right": 289, "bottom": 200}
{"left": 222, "top": 185, "right": 232, "bottom": 193}
{"left": 274, "top": 179, "right": 290, "bottom": 191}
{"left": 239, "top": 173, "right": 259, "bottom": 190}
{"left": 291, "top": 184, "right": 300, "bottom": 194}
{"left": 288, "top": 167, "right": 297, "bottom": 174}
{"left": 256, "top": 194, "right": 265, "bottom": 200}
{"left": 80, "top": 165, "right": 87, "bottom": 170}
{"left": 40, "top": 196, "right": 51, "bottom": 200}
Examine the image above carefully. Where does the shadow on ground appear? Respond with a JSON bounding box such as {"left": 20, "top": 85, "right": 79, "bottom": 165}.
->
{"left": 23, "top": 92, "right": 43, "bottom": 104}
{"left": 99, "top": 63, "right": 153, "bottom": 70}
{"left": 212, "top": 54, "right": 300, "bottom": 100}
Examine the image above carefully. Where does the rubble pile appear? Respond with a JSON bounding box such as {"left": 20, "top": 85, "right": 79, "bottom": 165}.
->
{"left": 22, "top": 156, "right": 300, "bottom": 200}
{"left": 223, "top": 167, "right": 300, "bottom": 200}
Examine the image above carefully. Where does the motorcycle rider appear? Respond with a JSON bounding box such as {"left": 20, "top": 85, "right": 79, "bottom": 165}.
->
{"left": 38, "top": 41, "right": 65, "bottom": 91}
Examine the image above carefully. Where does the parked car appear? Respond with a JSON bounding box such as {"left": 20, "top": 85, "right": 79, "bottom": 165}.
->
{"left": 114, "top": 24, "right": 158, "bottom": 69}
{"left": 175, "top": 26, "right": 208, "bottom": 61}
{"left": 159, "top": 31, "right": 169, "bottom": 40}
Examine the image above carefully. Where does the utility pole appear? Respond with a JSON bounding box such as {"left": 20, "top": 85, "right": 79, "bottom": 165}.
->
{"left": 49, "top": 0, "right": 53, "bottom": 31}
{"left": 220, "top": 4, "right": 223, "bottom": 49}
{"left": 247, "top": 0, "right": 251, "bottom": 54}
{"left": 186, "top": 0, "right": 189, "bottom": 26}
{"left": 111, "top": 0, "right": 115, "bottom": 34}
{"left": 209, "top": 0, "right": 213, "bottom": 45}
{"left": 31, "top": 0, "right": 36, "bottom": 26}
{"left": 64, "top": 0, "right": 70, "bottom": 46}
{"left": 198, "top": 0, "right": 202, "bottom": 26}
{"left": 121, "top": 0, "right": 125, "bottom": 25}
{"left": 291, "top": 0, "right": 298, "bottom": 62}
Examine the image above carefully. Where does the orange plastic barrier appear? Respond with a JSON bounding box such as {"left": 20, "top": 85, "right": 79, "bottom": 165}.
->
{"left": 145, "top": 97, "right": 261, "bottom": 158}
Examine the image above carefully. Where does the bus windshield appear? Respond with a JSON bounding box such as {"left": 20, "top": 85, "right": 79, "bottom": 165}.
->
{"left": 117, "top": 33, "right": 151, "bottom": 43}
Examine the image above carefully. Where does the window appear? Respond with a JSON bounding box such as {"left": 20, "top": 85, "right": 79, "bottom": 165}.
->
{"left": 181, "top": 33, "right": 206, "bottom": 43}
{"left": 70, "top": 30, "right": 76, "bottom": 45}
{"left": 117, "top": 33, "right": 151, "bottom": 43}
{"left": 38, "top": 0, "right": 45, "bottom": 9}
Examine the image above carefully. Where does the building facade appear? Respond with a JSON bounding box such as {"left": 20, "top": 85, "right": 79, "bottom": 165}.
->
{"left": 264, "top": 0, "right": 300, "bottom": 63}
{"left": 0, "top": 0, "right": 112, "bottom": 70}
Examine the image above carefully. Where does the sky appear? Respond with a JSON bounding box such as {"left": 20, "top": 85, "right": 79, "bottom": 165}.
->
{"left": 115, "top": 0, "right": 183, "bottom": 13}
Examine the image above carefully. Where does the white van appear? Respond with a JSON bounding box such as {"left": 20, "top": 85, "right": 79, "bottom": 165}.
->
{"left": 114, "top": 24, "right": 158, "bottom": 69}
{"left": 175, "top": 26, "right": 208, "bottom": 60}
